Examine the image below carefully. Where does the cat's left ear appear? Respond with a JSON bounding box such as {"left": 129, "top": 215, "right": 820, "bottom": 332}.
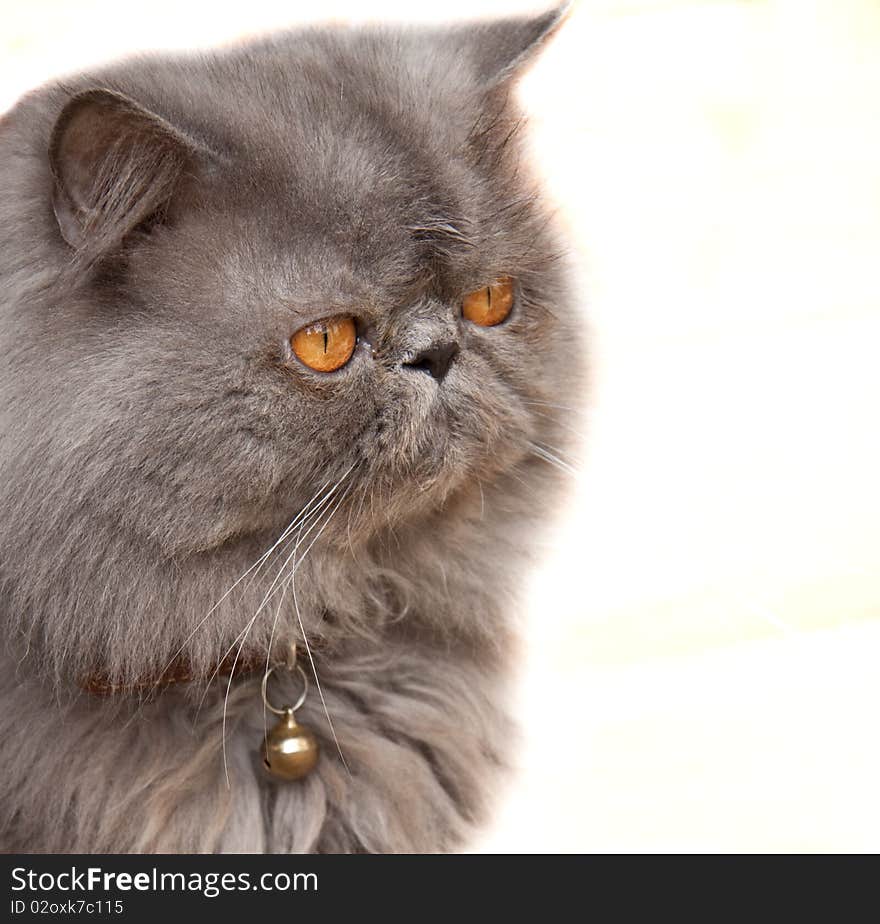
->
{"left": 466, "top": 3, "right": 571, "bottom": 87}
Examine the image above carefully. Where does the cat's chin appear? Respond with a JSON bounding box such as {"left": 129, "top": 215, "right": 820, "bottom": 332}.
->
{"left": 329, "top": 443, "right": 529, "bottom": 546}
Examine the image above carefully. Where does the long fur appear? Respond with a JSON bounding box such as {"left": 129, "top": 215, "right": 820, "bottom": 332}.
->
{"left": 0, "top": 10, "right": 581, "bottom": 853}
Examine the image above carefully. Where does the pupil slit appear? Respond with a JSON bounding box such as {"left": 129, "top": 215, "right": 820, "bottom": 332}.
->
{"left": 323, "top": 330, "right": 328, "bottom": 353}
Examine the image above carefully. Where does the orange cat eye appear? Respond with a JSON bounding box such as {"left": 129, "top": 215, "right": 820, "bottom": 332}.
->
{"left": 291, "top": 316, "right": 357, "bottom": 372}
{"left": 462, "top": 277, "right": 515, "bottom": 327}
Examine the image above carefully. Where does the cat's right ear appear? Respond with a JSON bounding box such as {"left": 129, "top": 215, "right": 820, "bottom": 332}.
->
{"left": 49, "top": 88, "right": 208, "bottom": 272}
{"left": 465, "top": 3, "right": 571, "bottom": 87}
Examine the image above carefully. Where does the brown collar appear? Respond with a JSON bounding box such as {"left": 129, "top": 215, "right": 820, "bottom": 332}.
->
{"left": 80, "top": 649, "right": 269, "bottom": 697}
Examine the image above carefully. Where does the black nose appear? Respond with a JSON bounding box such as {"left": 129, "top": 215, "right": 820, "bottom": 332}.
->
{"left": 403, "top": 340, "right": 459, "bottom": 382}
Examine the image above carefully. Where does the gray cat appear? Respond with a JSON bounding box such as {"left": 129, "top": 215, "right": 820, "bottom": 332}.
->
{"left": 0, "top": 6, "right": 581, "bottom": 853}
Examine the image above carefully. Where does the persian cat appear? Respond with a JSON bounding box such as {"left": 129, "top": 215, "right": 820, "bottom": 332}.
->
{"left": 0, "top": 6, "right": 582, "bottom": 852}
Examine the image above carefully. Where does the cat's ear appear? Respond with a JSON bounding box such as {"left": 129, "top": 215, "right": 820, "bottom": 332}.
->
{"left": 49, "top": 88, "right": 207, "bottom": 269}
{"left": 467, "top": 3, "right": 570, "bottom": 87}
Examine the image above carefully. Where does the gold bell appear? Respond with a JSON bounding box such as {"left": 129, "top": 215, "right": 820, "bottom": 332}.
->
{"left": 260, "top": 657, "right": 319, "bottom": 782}
{"left": 262, "top": 708, "right": 319, "bottom": 781}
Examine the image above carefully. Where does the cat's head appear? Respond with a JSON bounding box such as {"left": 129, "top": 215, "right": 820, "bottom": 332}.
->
{"left": 0, "top": 9, "right": 581, "bottom": 676}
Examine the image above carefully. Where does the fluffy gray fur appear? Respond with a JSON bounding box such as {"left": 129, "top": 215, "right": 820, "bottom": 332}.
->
{"left": 0, "top": 7, "right": 581, "bottom": 853}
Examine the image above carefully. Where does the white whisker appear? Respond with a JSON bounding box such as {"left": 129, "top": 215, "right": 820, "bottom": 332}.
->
{"left": 152, "top": 474, "right": 341, "bottom": 695}
{"left": 262, "top": 564, "right": 292, "bottom": 747}
{"left": 209, "top": 470, "right": 352, "bottom": 701}
{"left": 220, "top": 466, "right": 358, "bottom": 787}
{"left": 288, "top": 484, "right": 356, "bottom": 777}
{"left": 529, "top": 441, "right": 580, "bottom": 477}
{"left": 524, "top": 400, "right": 583, "bottom": 414}
{"left": 251, "top": 473, "right": 350, "bottom": 615}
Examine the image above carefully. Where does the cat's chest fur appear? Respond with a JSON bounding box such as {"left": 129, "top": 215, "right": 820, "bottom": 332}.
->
{"left": 0, "top": 633, "right": 512, "bottom": 853}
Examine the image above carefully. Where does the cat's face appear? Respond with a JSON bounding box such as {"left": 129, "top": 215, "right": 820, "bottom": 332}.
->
{"left": 8, "top": 16, "right": 577, "bottom": 552}
{"left": 8, "top": 14, "right": 577, "bottom": 560}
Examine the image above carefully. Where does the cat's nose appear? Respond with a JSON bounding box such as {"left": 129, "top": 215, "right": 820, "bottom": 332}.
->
{"left": 402, "top": 340, "right": 459, "bottom": 383}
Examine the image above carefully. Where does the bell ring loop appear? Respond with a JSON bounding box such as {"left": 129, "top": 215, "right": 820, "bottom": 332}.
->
{"left": 261, "top": 662, "right": 309, "bottom": 716}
